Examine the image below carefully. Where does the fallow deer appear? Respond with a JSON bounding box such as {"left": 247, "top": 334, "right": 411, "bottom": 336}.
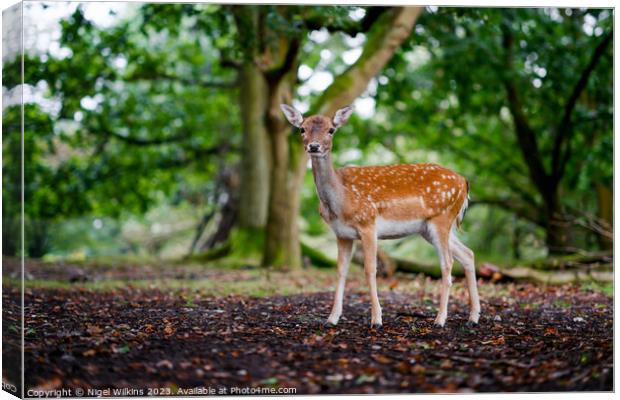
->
{"left": 281, "top": 104, "right": 481, "bottom": 328}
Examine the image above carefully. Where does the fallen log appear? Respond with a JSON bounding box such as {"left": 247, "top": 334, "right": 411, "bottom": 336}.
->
{"left": 516, "top": 251, "right": 612, "bottom": 271}
{"left": 391, "top": 257, "right": 445, "bottom": 279}
{"left": 301, "top": 241, "right": 336, "bottom": 269}
{"left": 302, "top": 242, "right": 613, "bottom": 284}
{"left": 498, "top": 265, "right": 613, "bottom": 285}
{"left": 392, "top": 257, "right": 612, "bottom": 284}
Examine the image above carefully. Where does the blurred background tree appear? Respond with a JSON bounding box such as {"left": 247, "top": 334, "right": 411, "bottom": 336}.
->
{"left": 382, "top": 8, "right": 613, "bottom": 255}
{"left": 2, "top": 4, "right": 612, "bottom": 271}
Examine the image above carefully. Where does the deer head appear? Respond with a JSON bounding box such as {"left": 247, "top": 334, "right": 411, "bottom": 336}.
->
{"left": 280, "top": 104, "right": 354, "bottom": 157}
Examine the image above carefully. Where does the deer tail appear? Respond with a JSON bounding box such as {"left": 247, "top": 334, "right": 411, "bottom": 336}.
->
{"left": 456, "top": 179, "right": 470, "bottom": 230}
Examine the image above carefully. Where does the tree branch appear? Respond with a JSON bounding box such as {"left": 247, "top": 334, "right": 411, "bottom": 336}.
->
{"left": 552, "top": 30, "right": 612, "bottom": 178}
{"left": 470, "top": 197, "right": 544, "bottom": 226}
{"left": 312, "top": 6, "right": 423, "bottom": 116}
{"left": 434, "top": 138, "right": 541, "bottom": 208}
{"left": 220, "top": 57, "right": 242, "bottom": 70}
{"left": 265, "top": 37, "right": 301, "bottom": 85}
{"left": 501, "top": 25, "right": 551, "bottom": 199}
{"left": 304, "top": 6, "right": 390, "bottom": 37}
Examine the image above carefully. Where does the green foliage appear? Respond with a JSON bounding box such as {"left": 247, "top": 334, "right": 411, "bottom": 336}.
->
{"left": 373, "top": 7, "right": 612, "bottom": 254}
{"left": 3, "top": 4, "right": 612, "bottom": 260}
{"left": 4, "top": 4, "right": 244, "bottom": 256}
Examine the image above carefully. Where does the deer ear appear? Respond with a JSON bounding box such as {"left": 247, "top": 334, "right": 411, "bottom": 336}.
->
{"left": 332, "top": 105, "right": 354, "bottom": 128}
{"left": 280, "top": 104, "right": 303, "bottom": 128}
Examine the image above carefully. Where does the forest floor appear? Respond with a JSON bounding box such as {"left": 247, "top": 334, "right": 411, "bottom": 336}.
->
{"left": 2, "top": 258, "right": 614, "bottom": 394}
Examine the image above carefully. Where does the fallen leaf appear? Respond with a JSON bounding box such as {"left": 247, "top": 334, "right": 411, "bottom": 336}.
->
{"left": 544, "top": 327, "right": 558, "bottom": 336}
{"left": 156, "top": 359, "right": 173, "bottom": 369}
{"left": 86, "top": 324, "right": 103, "bottom": 336}
{"left": 163, "top": 324, "right": 175, "bottom": 336}
{"left": 481, "top": 336, "right": 505, "bottom": 345}
{"left": 32, "top": 377, "right": 62, "bottom": 391}
{"left": 355, "top": 374, "right": 375, "bottom": 384}
{"left": 371, "top": 354, "right": 392, "bottom": 364}
{"left": 411, "top": 365, "right": 426, "bottom": 374}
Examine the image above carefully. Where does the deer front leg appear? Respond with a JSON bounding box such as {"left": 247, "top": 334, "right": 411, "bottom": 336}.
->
{"left": 360, "top": 227, "right": 382, "bottom": 328}
{"left": 326, "top": 238, "right": 353, "bottom": 326}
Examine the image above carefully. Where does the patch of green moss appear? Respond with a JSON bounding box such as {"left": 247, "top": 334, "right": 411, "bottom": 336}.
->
{"left": 580, "top": 281, "right": 613, "bottom": 296}
{"left": 553, "top": 299, "right": 572, "bottom": 309}
{"left": 230, "top": 226, "right": 266, "bottom": 260}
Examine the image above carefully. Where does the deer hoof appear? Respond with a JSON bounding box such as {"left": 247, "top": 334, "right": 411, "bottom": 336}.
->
{"left": 324, "top": 320, "right": 338, "bottom": 328}
{"left": 325, "top": 315, "right": 340, "bottom": 326}
{"left": 465, "top": 320, "right": 478, "bottom": 328}
{"left": 434, "top": 315, "right": 446, "bottom": 327}
{"left": 370, "top": 322, "right": 383, "bottom": 330}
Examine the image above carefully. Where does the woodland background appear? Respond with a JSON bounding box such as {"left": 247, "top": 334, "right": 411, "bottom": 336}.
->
{"left": 1, "top": 2, "right": 614, "bottom": 394}
{"left": 3, "top": 3, "right": 613, "bottom": 278}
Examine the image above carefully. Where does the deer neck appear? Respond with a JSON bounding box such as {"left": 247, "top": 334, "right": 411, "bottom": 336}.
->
{"left": 311, "top": 153, "right": 343, "bottom": 217}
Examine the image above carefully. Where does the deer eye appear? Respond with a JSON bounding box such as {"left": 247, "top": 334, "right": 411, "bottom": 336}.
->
{"left": 300, "top": 128, "right": 305, "bottom": 134}
{"left": 328, "top": 128, "right": 335, "bottom": 134}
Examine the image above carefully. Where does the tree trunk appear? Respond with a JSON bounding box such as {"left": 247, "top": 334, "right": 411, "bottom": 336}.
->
{"left": 262, "top": 127, "right": 302, "bottom": 268}
{"left": 25, "top": 219, "right": 50, "bottom": 258}
{"left": 262, "top": 70, "right": 302, "bottom": 268}
{"left": 202, "top": 169, "right": 240, "bottom": 251}
{"left": 2, "top": 218, "right": 20, "bottom": 256}
{"left": 229, "top": 6, "right": 274, "bottom": 260}
{"left": 545, "top": 215, "right": 573, "bottom": 255}
{"left": 237, "top": 63, "right": 271, "bottom": 231}
{"left": 512, "top": 220, "right": 522, "bottom": 260}
{"left": 542, "top": 190, "right": 577, "bottom": 255}
{"left": 595, "top": 183, "right": 612, "bottom": 250}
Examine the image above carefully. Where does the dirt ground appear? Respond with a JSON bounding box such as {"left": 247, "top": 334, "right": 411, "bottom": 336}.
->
{"left": 2, "top": 265, "right": 613, "bottom": 395}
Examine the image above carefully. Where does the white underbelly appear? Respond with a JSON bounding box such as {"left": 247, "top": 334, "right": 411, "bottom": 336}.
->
{"left": 329, "top": 217, "right": 426, "bottom": 240}
{"left": 329, "top": 219, "right": 360, "bottom": 240}
{"left": 376, "top": 217, "right": 426, "bottom": 239}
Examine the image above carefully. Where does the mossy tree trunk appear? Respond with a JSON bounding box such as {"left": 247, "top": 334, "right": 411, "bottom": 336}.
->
{"left": 232, "top": 6, "right": 303, "bottom": 267}
{"left": 237, "top": 63, "right": 271, "bottom": 232}
{"left": 595, "top": 183, "right": 612, "bottom": 251}
{"left": 232, "top": 6, "right": 272, "bottom": 258}
{"left": 262, "top": 69, "right": 303, "bottom": 269}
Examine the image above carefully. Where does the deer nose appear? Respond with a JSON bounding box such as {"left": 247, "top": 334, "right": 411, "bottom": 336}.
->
{"left": 308, "top": 143, "right": 321, "bottom": 153}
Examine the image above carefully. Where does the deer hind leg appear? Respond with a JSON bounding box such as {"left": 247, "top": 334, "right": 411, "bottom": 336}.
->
{"left": 426, "top": 221, "right": 453, "bottom": 327}
{"left": 450, "top": 234, "right": 481, "bottom": 324}
{"left": 326, "top": 238, "right": 354, "bottom": 326}
{"left": 359, "top": 227, "right": 382, "bottom": 327}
